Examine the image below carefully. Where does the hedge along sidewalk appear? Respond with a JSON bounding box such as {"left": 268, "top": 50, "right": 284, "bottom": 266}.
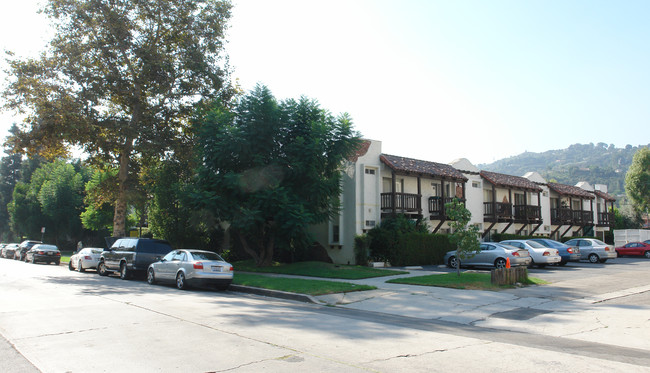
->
{"left": 233, "top": 260, "right": 408, "bottom": 279}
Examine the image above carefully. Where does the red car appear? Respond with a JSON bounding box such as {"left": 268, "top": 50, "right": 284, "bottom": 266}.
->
{"left": 615, "top": 242, "right": 650, "bottom": 258}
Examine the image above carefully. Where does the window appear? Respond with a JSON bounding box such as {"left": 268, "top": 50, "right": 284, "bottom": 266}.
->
{"left": 332, "top": 225, "right": 340, "bottom": 243}
{"left": 365, "top": 220, "right": 376, "bottom": 227}
{"left": 365, "top": 168, "right": 375, "bottom": 175}
{"left": 472, "top": 181, "right": 481, "bottom": 188}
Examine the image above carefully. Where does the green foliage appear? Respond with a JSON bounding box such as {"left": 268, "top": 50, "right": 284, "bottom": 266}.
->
{"left": 354, "top": 235, "right": 371, "bottom": 265}
{"left": 3, "top": 0, "right": 235, "bottom": 237}
{"left": 232, "top": 260, "right": 406, "bottom": 279}
{"left": 192, "top": 85, "right": 361, "bottom": 266}
{"left": 363, "top": 214, "right": 450, "bottom": 266}
{"left": 80, "top": 168, "right": 117, "bottom": 232}
{"left": 625, "top": 147, "right": 650, "bottom": 213}
{"left": 8, "top": 160, "right": 89, "bottom": 248}
{"left": 445, "top": 198, "right": 480, "bottom": 275}
{"left": 233, "top": 273, "right": 376, "bottom": 295}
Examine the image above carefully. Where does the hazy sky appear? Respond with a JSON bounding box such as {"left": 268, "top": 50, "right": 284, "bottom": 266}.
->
{"left": 1, "top": 0, "right": 649, "bottom": 165}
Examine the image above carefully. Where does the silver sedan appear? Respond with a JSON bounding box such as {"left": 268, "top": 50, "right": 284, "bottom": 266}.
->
{"left": 147, "top": 249, "right": 233, "bottom": 290}
{"left": 565, "top": 238, "right": 617, "bottom": 263}
{"left": 445, "top": 242, "right": 532, "bottom": 269}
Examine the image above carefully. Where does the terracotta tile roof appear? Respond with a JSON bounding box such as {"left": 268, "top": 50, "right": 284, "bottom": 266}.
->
{"left": 480, "top": 171, "right": 543, "bottom": 192}
{"left": 548, "top": 183, "right": 595, "bottom": 199}
{"left": 380, "top": 154, "right": 467, "bottom": 181}
{"left": 593, "top": 190, "right": 616, "bottom": 202}
{"left": 348, "top": 140, "right": 371, "bottom": 162}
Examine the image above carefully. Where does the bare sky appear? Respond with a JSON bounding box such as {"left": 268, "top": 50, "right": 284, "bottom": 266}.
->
{"left": 2, "top": 0, "right": 649, "bottom": 165}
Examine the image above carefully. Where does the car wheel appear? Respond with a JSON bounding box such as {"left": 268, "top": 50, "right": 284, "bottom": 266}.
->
{"left": 494, "top": 258, "right": 507, "bottom": 269}
{"left": 147, "top": 268, "right": 156, "bottom": 285}
{"left": 77, "top": 260, "right": 85, "bottom": 272}
{"left": 447, "top": 256, "right": 459, "bottom": 269}
{"left": 119, "top": 263, "right": 131, "bottom": 280}
{"left": 588, "top": 253, "right": 599, "bottom": 263}
{"left": 176, "top": 272, "right": 187, "bottom": 290}
{"left": 97, "top": 261, "right": 109, "bottom": 276}
{"left": 644, "top": 251, "right": 650, "bottom": 259}
{"left": 68, "top": 260, "right": 74, "bottom": 271}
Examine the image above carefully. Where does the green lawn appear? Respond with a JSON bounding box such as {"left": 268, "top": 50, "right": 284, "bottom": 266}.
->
{"left": 233, "top": 260, "right": 408, "bottom": 279}
{"left": 387, "top": 272, "right": 548, "bottom": 290}
{"left": 233, "top": 273, "right": 376, "bottom": 295}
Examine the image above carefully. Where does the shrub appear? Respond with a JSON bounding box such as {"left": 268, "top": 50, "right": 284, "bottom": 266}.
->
{"left": 390, "top": 233, "right": 453, "bottom": 266}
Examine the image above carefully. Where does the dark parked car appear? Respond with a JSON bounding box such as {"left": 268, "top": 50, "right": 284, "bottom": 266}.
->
{"left": 97, "top": 238, "right": 173, "bottom": 280}
{"left": 25, "top": 244, "right": 61, "bottom": 265}
{"left": 530, "top": 238, "right": 581, "bottom": 265}
{"left": 15, "top": 240, "right": 42, "bottom": 261}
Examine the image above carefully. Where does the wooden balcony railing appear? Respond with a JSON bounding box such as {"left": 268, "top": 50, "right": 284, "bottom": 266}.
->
{"left": 598, "top": 212, "right": 614, "bottom": 226}
{"left": 381, "top": 193, "right": 420, "bottom": 212}
{"left": 428, "top": 197, "right": 463, "bottom": 219}
{"left": 514, "top": 205, "right": 541, "bottom": 222}
{"left": 484, "top": 202, "right": 512, "bottom": 221}
{"left": 551, "top": 208, "right": 593, "bottom": 225}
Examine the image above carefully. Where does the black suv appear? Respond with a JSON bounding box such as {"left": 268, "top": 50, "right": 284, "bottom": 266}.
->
{"left": 97, "top": 238, "right": 173, "bottom": 280}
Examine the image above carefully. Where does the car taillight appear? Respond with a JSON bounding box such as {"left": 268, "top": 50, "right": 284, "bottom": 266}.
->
{"left": 38, "top": 251, "right": 45, "bottom": 255}
{"left": 193, "top": 262, "right": 204, "bottom": 269}
{"left": 84, "top": 256, "right": 91, "bottom": 260}
{"left": 605, "top": 247, "right": 610, "bottom": 251}
{"left": 56, "top": 252, "right": 61, "bottom": 256}
{"left": 567, "top": 248, "right": 574, "bottom": 253}
{"left": 543, "top": 251, "right": 550, "bottom": 256}
{"left": 229, "top": 266, "right": 234, "bottom": 271}
{"left": 511, "top": 252, "right": 520, "bottom": 257}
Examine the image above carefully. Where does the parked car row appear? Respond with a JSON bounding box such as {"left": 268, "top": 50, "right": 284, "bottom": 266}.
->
{"left": 445, "top": 238, "right": 626, "bottom": 270}
{"left": 1, "top": 240, "right": 60, "bottom": 265}
{"left": 2, "top": 238, "right": 234, "bottom": 291}
{"left": 94, "top": 238, "right": 234, "bottom": 291}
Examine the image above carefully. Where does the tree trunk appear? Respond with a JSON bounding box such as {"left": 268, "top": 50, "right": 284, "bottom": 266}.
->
{"left": 113, "top": 139, "right": 133, "bottom": 238}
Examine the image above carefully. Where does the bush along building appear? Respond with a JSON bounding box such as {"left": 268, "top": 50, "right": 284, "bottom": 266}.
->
{"left": 311, "top": 139, "right": 615, "bottom": 265}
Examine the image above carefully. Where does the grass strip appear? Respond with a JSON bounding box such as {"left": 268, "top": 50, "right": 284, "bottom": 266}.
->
{"left": 233, "top": 272, "right": 376, "bottom": 295}
{"left": 387, "top": 272, "right": 548, "bottom": 290}
{"left": 233, "top": 260, "right": 407, "bottom": 279}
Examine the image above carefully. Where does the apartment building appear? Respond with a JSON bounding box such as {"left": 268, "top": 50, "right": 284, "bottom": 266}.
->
{"left": 313, "top": 139, "right": 615, "bottom": 264}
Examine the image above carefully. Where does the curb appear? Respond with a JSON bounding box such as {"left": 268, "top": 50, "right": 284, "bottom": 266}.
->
{"left": 229, "top": 284, "right": 322, "bottom": 304}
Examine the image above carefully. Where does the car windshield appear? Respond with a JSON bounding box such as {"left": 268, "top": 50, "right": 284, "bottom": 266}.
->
{"left": 190, "top": 251, "right": 224, "bottom": 261}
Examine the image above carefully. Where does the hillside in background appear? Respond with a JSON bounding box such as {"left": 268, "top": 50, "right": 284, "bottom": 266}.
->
{"left": 478, "top": 143, "right": 649, "bottom": 203}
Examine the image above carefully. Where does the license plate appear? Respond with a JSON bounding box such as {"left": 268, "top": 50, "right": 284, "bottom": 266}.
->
{"left": 47, "top": 252, "right": 53, "bottom": 255}
{"left": 211, "top": 266, "right": 222, "bottom": 272}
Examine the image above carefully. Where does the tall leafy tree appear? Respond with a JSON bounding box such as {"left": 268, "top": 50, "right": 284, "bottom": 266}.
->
{"left": 625, "top": 147, "right": 650, "bottom": 214}
{"left": 3, "top": 0, "right": 234, "bottom": 237}
{"left": 0, "top": 125, "right": 23, "bottom": 240}
{"left": 193, "top": 85, "right": 361, "bottom": 266}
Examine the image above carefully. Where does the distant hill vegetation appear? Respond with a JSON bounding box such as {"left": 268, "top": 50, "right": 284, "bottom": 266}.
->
{"left": 478, "top": 143, "right": 650, "bottom": 202}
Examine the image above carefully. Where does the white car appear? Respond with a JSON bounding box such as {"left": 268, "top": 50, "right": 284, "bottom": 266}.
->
{"left": 500, "top": 240, "right": 561, "bottom": 268}
{"left": 68, "top": 247, "right": 104, "bottom": 272}
{"left": 147, "top": 249, "right": 233, "bottom": 290}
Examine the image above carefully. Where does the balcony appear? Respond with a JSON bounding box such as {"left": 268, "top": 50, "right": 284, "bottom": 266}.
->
{"left": 428, "top": 197, "right": 463, "bottom": 219}
{"left": 484, "top": 202, "right": 513, "bottom": 222}
{"left": 551, "top": 208, "right": 593, "bottom": 225}
{"left": 514, "top": 205, "right": 541, "bottom": 223}
{"left": 598, "top": 212, "right": 614, "bottom": 227}
{"left": 381, "top": 193, "right": 421, "bottom": 213}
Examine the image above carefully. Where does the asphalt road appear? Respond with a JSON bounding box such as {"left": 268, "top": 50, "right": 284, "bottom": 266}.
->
{"left": 1, "top": 257, "right": 650, "bottom": 372}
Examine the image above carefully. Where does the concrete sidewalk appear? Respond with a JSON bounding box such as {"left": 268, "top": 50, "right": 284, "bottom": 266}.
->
{"left": 233, "top": 266, "right": 650, "bottom": 353}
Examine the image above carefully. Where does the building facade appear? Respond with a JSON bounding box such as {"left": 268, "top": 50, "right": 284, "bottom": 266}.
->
{"left": 314, "top": 139, "right": 616, "bottom": 264}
